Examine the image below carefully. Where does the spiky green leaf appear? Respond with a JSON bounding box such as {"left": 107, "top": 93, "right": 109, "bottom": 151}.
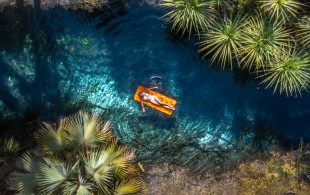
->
{"left": 199, "top": 14, "right": 246, "bottom": 69}
{"left": 238, "top": 13, "right": 291, "bottom": 70}
{"left": 161, "top": 0, "right": 217, "bottom": 37}
{"left": 258, "top": 47, "right": 310, "bottom": 96}
{"left": 259, "top": 0, "right": 304, "bottom": 22}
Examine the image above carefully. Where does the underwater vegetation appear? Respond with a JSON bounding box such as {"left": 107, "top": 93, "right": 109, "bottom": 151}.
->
{"left": 6, "top": 111, "right": 146, "bottom": 194}
{"left": 161, "top": 0, "right": 310, "bottom": 96}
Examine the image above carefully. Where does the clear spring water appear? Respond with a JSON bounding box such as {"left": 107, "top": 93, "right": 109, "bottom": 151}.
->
{"left": 0, "top": 1, "right": 309, "bottom": 170}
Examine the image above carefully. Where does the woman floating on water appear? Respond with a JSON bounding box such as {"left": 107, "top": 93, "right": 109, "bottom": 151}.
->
{"left": 138, "top": 86, "right": 175, "bottom": 112}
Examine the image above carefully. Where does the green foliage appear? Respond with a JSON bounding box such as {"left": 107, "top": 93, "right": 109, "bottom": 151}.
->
{"left": 211, "top": 0, "right": 235, "bottom": 12}
{"left": 236, "top": 0, "right": 253, "bottom": 10}
{"left": 7, "top": 111, "right": 146, "bottom": 195}
{"left": 161, "top": 0, "right": 217, "bottom": 37}
{"left": 1, "top": 137, "right": 20, "bottom": 155}
{"left": 296, "top": 138, "right": 310, "bottom": 180}
{"left": 199, "top": 14, "right": 245, "bottom": 69}
{"left": 296, "top": 16, "right": 310, "bottom": 48}
{"left": 8, "top": 152, "right": 42, "bottom": 194}
{"left": 160, "top": 0, "right": 309, "bottom": 96}
{"left": 259, "top": 0, "right": 304, "bottom": 22}
{"left": 257, "top": 47, "right": 310, "bottom": 96}
{"left": 238, "top": 14, "right": 291, "bottom": 70}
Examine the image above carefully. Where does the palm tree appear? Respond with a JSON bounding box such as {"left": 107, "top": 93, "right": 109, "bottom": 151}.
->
{"left": 259, "top": 0, "right": 304, "bottom": 23}
{"left": 161, "top": 0, "right": 217, "bottom": 37}
{"left": 257, "top": 47, "right": 310, "bottom": 96}
{"left": 7, "top": 111, "right": 146, "bottom": 195}
{"left": 199, "top": 14, "right": 245, "bottom": 69}
{"left": 238, "top": 13, "right": 292, "bottom": 71}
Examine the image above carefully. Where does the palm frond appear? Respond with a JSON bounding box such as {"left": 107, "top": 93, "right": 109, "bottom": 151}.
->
{"left": 257, "top": 47, "right": 310, "bottom": 96}
{"left": 82, "top": 148, "right": 115, "bottom": 190}
{"left": 108, "top": 144, "right": 131, "bottom": 179}
{"left": 238, "top": 13, "right": 292, "bottom": 71}
{"left": 37, "top": 159, "right": 78, "bottom": 195}
{"left": 210, "top": 0, "right": 235, "bottom": 11}
{"left": 161, "top": 0, "right": 217, "bottom": 37}
{"left": 36, "top": 120, "right": 66, "bottom": 157}
{"left": 7, "top": 172, "right": 38, "bottom": 195}
{"left": 7, "top": 152, "right": 42, "bottom": 194}
{"left": 64, "top": 111, "right": 111, "bottom": 149}
{"left": 113, "top": 178, "right": 146, "bottom": 195}
{"left": 2, "top": 137, "right": 20, "bottom": 155}
{"left": 259, "top": 0, "right": 304, "bottom": 22}
{"left": 62, "top": 172, "right": 94, "bottom": 195}
{"left": 199, "top": 14, "right": 246, "bottom": 69}
{"left": 296, "top": 16, "right": 310, "bottom": 48}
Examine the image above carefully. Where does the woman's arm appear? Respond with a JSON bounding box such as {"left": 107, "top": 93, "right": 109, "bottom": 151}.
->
{"left": 140, "top": 100, "right": 146, "bottom": 112}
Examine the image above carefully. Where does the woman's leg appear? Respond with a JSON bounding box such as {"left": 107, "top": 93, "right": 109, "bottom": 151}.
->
{"left": 154, "top": 96, "right": 175, "bottom": 110}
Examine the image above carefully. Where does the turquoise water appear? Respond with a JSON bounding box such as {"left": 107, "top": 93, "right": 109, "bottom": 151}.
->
{"left": 0, "top": 2, "right": 309, "bottom": 170}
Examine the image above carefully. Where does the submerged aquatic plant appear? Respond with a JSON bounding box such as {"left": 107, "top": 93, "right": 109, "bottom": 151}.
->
{"left": 257, "top": 47, "right": 310, "bottom": 96}
{"left": 199, "top": 14, "right": 245, "bottom": 69}
{"left": 238, "top": 14, "right": 291, "bottom": 70}
{"left": 161, "top": 0, "right": 217, "bottom": 37}
{"left": 8, "top": 111, "right": 146, "bottom": 195}
{"left": 259, "top": 0, "right": 304, "bottom": 22}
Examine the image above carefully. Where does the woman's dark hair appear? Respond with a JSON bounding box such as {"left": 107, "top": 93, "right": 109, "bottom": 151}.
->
{"left": 138, "top": 92, "right": 143, "bottom": 97}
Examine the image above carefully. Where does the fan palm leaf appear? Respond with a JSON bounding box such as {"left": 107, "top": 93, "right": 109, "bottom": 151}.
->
{"left": 64, "top": 111, "right": 111, "bottom": 149}
{"left": 259, "top": 0, "right": 304, "bottom": 22}
{"left": 8, "top": 172, "right": 37, "bottom": 195}
{"left": 62, "top": 173, "right": 94, "bottom": 195}
{"left": 161, "top": 0, "right": 217, "bottom": 37}
{"left": 257, "top": 47, "right": 310, "bottom": 96}
{"left": 35, "top": 120, "right": 67, "bottom": 157}
{"left": 7, "top": 152, "right": 42, "bottom": 194}
{"left": 199, "top": 14, "right": 245, "bottom": 69}
{"left": 82, "top": 148, "right": 115, "bottom": 192}
{"left": 106, "top": 140, "right": 132, "bottom": 179}
{"left": 113, "top": 178, "right": 146, "bottom": 195}
{"left": 238, "top": 14, "right": 291, "bottom": 70}
{"left": 37, "top": 159, "right": 78, "bottom": 195}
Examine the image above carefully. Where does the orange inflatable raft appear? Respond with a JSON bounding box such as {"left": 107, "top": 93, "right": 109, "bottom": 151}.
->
{"left": 134, "top": 86, "right": 177, "bottom": 115}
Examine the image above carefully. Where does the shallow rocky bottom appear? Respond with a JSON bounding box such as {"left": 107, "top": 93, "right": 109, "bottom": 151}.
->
{"left": 144, "top": 163, "right": 239, "bottom": 195}
{"left": 143, "top": 150, "right": 310, "bottom": 195}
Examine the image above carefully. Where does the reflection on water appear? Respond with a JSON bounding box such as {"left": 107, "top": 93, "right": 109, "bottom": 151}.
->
{"left": 0, "top": 1, "right": 309, "bottom": 171}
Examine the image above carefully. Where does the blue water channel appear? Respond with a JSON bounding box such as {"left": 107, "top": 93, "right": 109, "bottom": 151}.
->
{"left": 0, "top": 1, "right": 309, "bottom": 170}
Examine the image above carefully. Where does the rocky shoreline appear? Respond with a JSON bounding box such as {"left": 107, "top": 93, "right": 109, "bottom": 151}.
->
{"left": 144, "top": 163, "right": 238, "bottom": 195}
{"left": 143, "top": 150, "right": 310, "bottom": 195}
